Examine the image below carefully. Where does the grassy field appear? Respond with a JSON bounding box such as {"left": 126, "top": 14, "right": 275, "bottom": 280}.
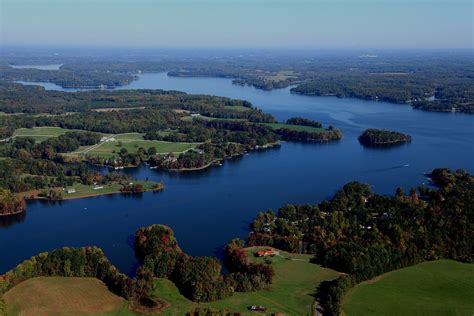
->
{"left": 263, "top": 123, "right": 326, "bottom": 133}
{"left": 152, "top": 247, "right": 340, "bottom": 315}
{"left": 61, "top": 180, "right": 160, "bottom": 199}
{"left": 12, "top": 128, "right": 197, "bottom": 159}
{"left": 83, "top": 133, "right": 197, "bottom": 158}
{"left": 3, "top": 277, "right": 135, "bottom": 316}
{"left": 262, "top": 70, "right": 298, "bottom": 82}
{"left": 17, "top": 180, "right": 162, "bottom": 200}
{"left": 13, "top": 127, "right": 104, "bottom": 142}
{"left": 181, "top": 114, "right": 246, "bottom": 122}
{"left": 342, "top": 260, "right": 474, "bottom": 316}
{"left": 223, "top": 105, "right": 251, "bottom": 112}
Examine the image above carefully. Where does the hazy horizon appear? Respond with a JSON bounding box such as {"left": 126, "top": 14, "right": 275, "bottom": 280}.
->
{"left": 1, "top": 0, "right": 473, "bottom": 50}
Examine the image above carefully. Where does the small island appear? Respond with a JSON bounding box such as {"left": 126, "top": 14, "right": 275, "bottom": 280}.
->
{"left": 358, "top": 128, "right": 411, "bottom": 147}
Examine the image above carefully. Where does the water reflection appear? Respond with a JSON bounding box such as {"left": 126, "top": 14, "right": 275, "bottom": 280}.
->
{"left": 0, "top": 211, "right": 26, "bottom": 228}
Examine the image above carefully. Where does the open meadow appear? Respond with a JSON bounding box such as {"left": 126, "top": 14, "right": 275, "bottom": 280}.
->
{"left": 3, "top": 277, "right": 134, "bottom": 316}
{"left": 342, "top": 260, "right": 474, "bottom": 316}
{"left": 13, "top": 127, "right": 103, "bottom": 142}
{"left": 83, "top": 133, "right": 197, "bottom": 158}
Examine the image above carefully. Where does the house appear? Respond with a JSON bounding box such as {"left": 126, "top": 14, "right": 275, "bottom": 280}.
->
{"left": 66, "top": 188, "right": 76, "bottom": 194}
{"left": 256, "top": 248, "right": 276, "bottom": 257}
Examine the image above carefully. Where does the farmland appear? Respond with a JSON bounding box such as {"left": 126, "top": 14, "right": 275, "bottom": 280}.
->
{"left": 82, "top": 133, "right": 198, "bottom": 158}
{"left": 13, "top": 126, "right": 103, "bottom": 142}
{"left": 12, "top": 128, "right": 197, "bottom": 158}
{"left": 342, "top": 260, "right": 474, "bottom": 316}
{"left": 3, "top": 277, "right": 134, "bottom": 316}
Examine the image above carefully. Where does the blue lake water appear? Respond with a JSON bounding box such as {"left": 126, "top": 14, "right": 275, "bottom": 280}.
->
{"left": 3, "top": 72, "right": 473, "bottom": 275}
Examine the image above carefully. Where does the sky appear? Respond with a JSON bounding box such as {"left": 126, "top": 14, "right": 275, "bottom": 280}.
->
{"left": 1, "top": 0, "right": 473, "bottom": 49}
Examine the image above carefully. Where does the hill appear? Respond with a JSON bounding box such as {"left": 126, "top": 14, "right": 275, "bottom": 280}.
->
{"left": 342, "top": 260, "right": 474, "bottom": 316}
{"left": 3, "top": 276, "right": 134, "bottom": 316}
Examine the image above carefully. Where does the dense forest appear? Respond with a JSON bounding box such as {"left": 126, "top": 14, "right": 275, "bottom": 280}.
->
{"left": 358, "top": 128, "right": 411, "bottom": 146}
{"left": 0, "top": 189, "right": 26, "bottom": 216}
{"left": 291, "top": 76, "right": 474, "bottom": 113}
{"left": 0, "top": 64, "right": 135, "bottom": 88}
{"left": 134, "top": 224, "right": 274, "bottom": 302}
{"left": 247, "top": 168, "right": 473, "bottom": 315}
{"left": 2, "top": 50, "right": 472, "bottom": 113}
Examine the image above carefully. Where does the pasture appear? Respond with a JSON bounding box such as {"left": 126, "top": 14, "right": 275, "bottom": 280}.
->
{"left": 342, "top": 260, "right": 474, "bottom": 316}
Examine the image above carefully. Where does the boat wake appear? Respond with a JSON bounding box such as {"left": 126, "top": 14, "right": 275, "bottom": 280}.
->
{"left": 364, "top": 164, "right": 410, "bottom": 174}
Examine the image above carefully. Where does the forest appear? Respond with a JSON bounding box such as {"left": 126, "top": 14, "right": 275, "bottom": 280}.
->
{"left": 358, "top": 128, "right": 411, "bottom": 146}
{"left": 247, "top": 168, "right": 473, "bottom": 315}
{"left": 134, "top": 224, "right": 274, "bottom": 302}
{"left": 2, "top": 50, "right": 472, "bottom": 113}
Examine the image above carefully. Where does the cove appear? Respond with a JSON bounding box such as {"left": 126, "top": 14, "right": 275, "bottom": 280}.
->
{"left": 2, "top": 73, "right": 473, "bottom": 275}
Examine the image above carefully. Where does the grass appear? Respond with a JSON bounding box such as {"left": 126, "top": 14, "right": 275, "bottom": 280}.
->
{"left": 3, "top": 277, "right": 135, "bottom": 316}
{"left": 63, "top": 180, "right": 161, "bottom": 199}
{"left": 152, "top": 247, "right": 340, "bottom": 315}
{"left": 18, "top": 180, "right": 162, "bottom": 200}
{"left": 342, "top": 260, "right": 474, "bottom": 316}
{"left": 262, "top": 70, "right": 297, "bottom": 82}
{"left": 84, "top": 138, "right": 197, "bottom": 158}
{"left": 64, "top": 183, "right": 122, "bottom": 198}
{"left": 13, "top": 129, "right": 196, "bottom": 159}
{"left": 13, "top": 127, "right": 105, "bottom": 142}
{"left": 263, "top": 123, "right": 327, "bottom": 133}
{"left": 223, "top": 105, "right": 251, "bottom": 112}
{"left": 181, "top": 114, "right": 246, "bottom": 122}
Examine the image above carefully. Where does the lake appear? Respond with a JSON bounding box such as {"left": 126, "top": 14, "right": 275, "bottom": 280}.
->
{"left": 3, "top": 72, "right": 473, "bottom": 275}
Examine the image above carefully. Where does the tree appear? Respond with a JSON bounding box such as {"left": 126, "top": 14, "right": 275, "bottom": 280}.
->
{"left": 147, "top": 147, "right": 157, "bottom": 155}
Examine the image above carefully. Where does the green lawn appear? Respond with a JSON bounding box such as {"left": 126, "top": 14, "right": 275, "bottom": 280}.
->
{"left": 342, "top": 260, "right": 474, "bottom": 316}
{"left": 13, "top": 127, "right": 105, "bottom": 142}
{"left": 114, "top": 133, "right": 147, "bottom": 141}
{"left": 60, "top": 180, "right": 161, "bottom": 199}
{"left": 84, "top": 138, "right": 197, "bottom": 158}
{"left": 152, "top": 247, "right": 340, "bottom": 315}
{"left": 263, "top": 123, "right": 326, "bottom": 133}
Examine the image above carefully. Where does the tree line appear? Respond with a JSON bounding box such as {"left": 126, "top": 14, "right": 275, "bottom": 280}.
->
{"left": 134, "top": 224, "right": 274, "bottom": 302}
{"left": 247, "top": 168, "right": 473, "bottom": 315}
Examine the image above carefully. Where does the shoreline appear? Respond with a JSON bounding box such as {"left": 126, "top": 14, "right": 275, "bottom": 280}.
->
{"left": 61, "top": 187, "right": 163, "bottom": 200}
{"left": 167, "top": 141, "right": 281, "bottom": 171}
{"left": 21, "top": 186, "right": 164, "bottom": 202}
{"left": 0, "top": 209, "right": 25, "bottom": 217}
